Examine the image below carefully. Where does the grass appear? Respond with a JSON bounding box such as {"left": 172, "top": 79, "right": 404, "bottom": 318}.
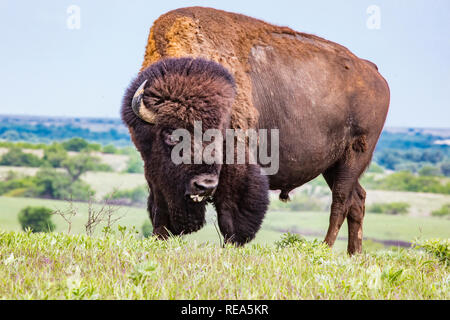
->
{"left": 0, "top": 196, "right": 147, "bottom": 236}
{"left": 260, "top": 209, "right": 450, "bottom": 243}
{"left": 1, "top": 196, "right": 450, "bottom": 253}
{"left": 0, "top": 229, "right": 448, "bottom": 299}
{"left": 82, "top": 171, "right": 145, "bottom": 200}
{"left": 366, "top": 189, "right": 450, "bottom": 217}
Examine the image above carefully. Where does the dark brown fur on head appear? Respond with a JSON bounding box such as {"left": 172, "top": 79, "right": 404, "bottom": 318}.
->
{"left": 121, "top": 57, "right": 269, "bottom": 243}
{"left": 122, "top": 57, "right": 235, "bottom": 130}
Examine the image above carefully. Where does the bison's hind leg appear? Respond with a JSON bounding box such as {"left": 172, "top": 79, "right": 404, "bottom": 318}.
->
{"left": 322, "top": 143, "right": 371, "bottom": 255}
{"left": 347, "top": 182, "right": 366, "bottom": 254}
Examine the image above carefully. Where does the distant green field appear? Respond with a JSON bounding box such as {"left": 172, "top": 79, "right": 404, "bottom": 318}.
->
{"left": 365, "top": 189, "right": 450, "bottom": 217}
{"left": 2, "top": 164, "right": 450, "bottom": 213}
{"left": 0, "top": 196, "right": 147, "bottom": 236}
{"left": 82, "top": 171, "right": 146, "bottom": 199}
{"left": 0, "top": 166, "right": 146, "bottom": 200}
{"left": 1, "top": 196, "right": 449, "bottom": 253}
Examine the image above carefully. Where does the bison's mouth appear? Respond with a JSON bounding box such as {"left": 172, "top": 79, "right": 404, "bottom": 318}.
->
{"left": 188, "top": 194, "right": 215, "bottom": 203}
{"left": 189, "top": 194, "right": 206, "bottom": 203}
{"left": 185, "top": 173, "right": 218, "bottom": 203}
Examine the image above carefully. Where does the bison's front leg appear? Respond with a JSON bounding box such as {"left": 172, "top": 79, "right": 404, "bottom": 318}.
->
{"left": 147, "top": 189, "right": 171, "bottom": 239}
{"left": 213, "top": 164, "right": 269, "bottom": 246}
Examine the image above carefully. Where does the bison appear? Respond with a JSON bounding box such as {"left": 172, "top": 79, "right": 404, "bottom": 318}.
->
{"left": 121, "top": 7, "right": 390, "bottom": 254}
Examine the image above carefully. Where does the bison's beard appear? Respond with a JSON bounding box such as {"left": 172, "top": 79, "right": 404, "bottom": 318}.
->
{"left": 149, "top": 188, "right": 207, "bottom": 236}
{"left": 167, "top": 197, "right": 207, "bottom": 235}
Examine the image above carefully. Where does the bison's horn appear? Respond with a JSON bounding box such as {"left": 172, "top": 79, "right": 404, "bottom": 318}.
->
{"left": 131, "top": 79, "right": 157, "bottom": 124}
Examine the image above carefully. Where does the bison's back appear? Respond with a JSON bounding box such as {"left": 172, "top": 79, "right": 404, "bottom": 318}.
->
{"left": 142, "top": 6, "right": 377, "bottom": 130}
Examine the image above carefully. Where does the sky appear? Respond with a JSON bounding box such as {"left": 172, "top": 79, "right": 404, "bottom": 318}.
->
{"left": 0, "top": 0, "right": 449, "bottom": 128}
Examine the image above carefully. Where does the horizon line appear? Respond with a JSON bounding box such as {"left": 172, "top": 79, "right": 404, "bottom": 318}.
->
{"left": 0, "top": 113, "right": 449, "bottom": 130}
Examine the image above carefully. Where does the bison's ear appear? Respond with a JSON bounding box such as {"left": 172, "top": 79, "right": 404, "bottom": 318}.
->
{"left": 212, "top": 164, "right": 269, "bottom": 245}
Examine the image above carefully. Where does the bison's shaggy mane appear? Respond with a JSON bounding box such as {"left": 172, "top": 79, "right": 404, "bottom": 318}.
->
{"left": 121, "top": 57, "right": 236, "bottom": 130}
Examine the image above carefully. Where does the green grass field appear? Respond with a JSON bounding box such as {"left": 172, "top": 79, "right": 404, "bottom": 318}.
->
{"left": 82, "top": 171, "right": 146, "bottom": 200}
{"left": 0, "top": 196, "right": 147, "bottom": 236}
{"left": 1, "top": 196, "right": 449, "bottom": 253}
{"left": 365, "top": 189, "right": 450, "bottom": 217}
{"left": 1, "top": 167, "right": 449, "bottom": 299}
{"left": 0, "top": 230, "right": 447, "bottom": 299}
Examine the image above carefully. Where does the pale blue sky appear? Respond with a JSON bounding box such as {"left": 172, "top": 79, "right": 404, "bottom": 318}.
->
{"left": 0, "top": 0, "right": 449, "bottom": 127}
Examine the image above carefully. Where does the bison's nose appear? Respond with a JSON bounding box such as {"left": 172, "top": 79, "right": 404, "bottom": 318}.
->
{"left": 188, "top": 174, "right": 218, "bottom": 197}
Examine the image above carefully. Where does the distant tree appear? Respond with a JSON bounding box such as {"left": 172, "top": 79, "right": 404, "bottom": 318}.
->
{"left": 421, "top": 150, "right": 444, "bottom": 164}
{"left": 403, "top": 150, "right": 422, "bottom": 162}
{"left": 0, "top": 147, "right": 43, "bottom": 167}
{"left": 102, "top": 144, "right": 118, "bottom": 154}
{"left": 32, "top": 168, "right": 94, "bottom": 201}
{"left": 32, "top": 168, "right": 71, "bottom": 198}
{"left": 441, "top": 163, "right": 450, "bottom": 177}
{"left": 367, "top": 202, "right": 410, "bottom": 215}
{"left": 394, "top": 162, "right": 419, "bottom": 173}
{"left": 61, "top": 153, "right": 97, "bottom": 181}
{"left": 0, "top": 173, "right": 35, "bottom": 196}
{"left": 92, "top": 162, "right": 113, "bottom": 172}
{"left": 378, "top": 171, "right": 450, "bottom": 194}
{"left": 18, "top": 206, "right": 56, "bottom": 233}
{"left": 124, "top": 154, "right": 144, "bottom": 173}
{"left": 43, "top": 143, "right": 68, "bottom": 167}
{"left": 376, "top": 150, "right": 401, "bottom": 170}
{"left": 431, "top": 204, "right": 450, "bottom": 217}
{"left": 61, "top": 152, "right": 113, "bottom": 180}
{"left": 118, "top": 146, "right": 138, "bottom": 155}
{"left": 367, "top": 162, "right": 385, "bottom": 173}
{"left": 0, "top": 130, "right": 20, "bottom": 141}
{"left": 418, "top": 165, "right": 442, "bottom": 177}
{"left": 83, "top": 143, "right": 102, "bottom": 152}
{"left": 61, "top": 137, "right": 89, "bottom": 152}
{"left": 104, "top": 185, "right": 148, "bottom": 206}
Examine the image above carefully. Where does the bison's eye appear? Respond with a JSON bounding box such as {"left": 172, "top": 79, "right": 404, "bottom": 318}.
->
{"left": 162, "top": 130, "right": 180, "bottom": 146}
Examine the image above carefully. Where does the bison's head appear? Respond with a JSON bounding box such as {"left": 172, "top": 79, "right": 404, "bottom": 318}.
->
{"left": 121, "top": 58, "right": 268, "bottom": 243}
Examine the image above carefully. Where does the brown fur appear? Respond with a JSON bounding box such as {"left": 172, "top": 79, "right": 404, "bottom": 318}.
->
{"left": 142, "top": 59, "right": 235, "bottom": 130}
{"left": 122, "top": 57, "right": 269, "bottom": 243}
{"left": 123, "top": 7, "right": 390, "bottom": 254}
{"left": 141, "top": 6, "right": 362, "bottom": 130}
